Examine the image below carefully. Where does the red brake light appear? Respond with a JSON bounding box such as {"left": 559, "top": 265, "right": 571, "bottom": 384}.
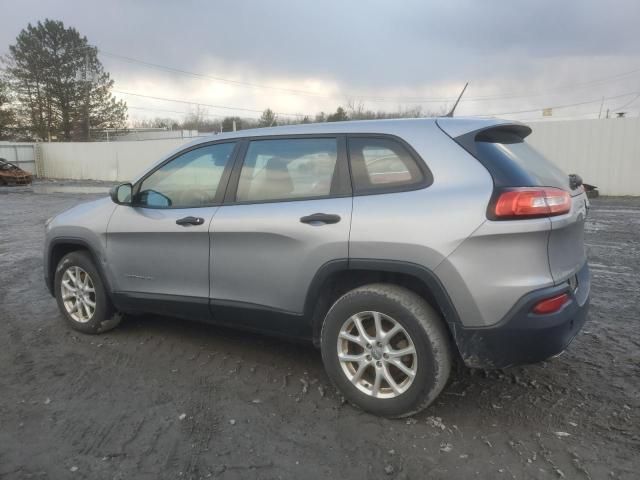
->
{"left": 532, "top": 293, "right": 570, "bottom": 314}
{"left": 492, "top": 187, "right": 571, "bottom": 219}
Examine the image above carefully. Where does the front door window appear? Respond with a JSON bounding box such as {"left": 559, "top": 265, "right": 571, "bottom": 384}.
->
{"left": 136, "top": 142, "right": 236, "bottom": 208}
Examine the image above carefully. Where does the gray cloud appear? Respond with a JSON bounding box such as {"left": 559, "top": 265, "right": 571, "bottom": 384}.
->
{"left": 2, "top": 0, "right": 639, "bottom": 120}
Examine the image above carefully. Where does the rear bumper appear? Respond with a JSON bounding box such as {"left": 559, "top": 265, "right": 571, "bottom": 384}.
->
{"left": 451, "top": 262, "right": 590, "bottom": 369}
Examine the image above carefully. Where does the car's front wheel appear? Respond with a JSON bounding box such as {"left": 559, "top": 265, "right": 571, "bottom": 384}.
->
{"left": 54, "top": 251, "right": 121, "bottom": 334}
{"left": 321, "top": 283, "right": 452, "bottom": 417}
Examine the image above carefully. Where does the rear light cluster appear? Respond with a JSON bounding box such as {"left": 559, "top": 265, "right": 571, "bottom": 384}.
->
{"left": 490, "top": 187, "right": 571, "bottom": 220}
{"left": 532, "top": 293, "right": 570, "bottom": 315}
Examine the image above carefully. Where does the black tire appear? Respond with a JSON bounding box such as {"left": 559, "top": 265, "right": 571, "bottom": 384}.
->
{"left": 54, "top": 251, "right": 121, "bottom": 334}
{"left": 321, "top": 283, "right": 452, "bottom": 418}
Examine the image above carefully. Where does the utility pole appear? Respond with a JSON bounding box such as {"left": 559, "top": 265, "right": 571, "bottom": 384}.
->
{"left": 84, "top": 52, "right": 90, "bottom": 141}
{"left": 598, "top": 96, "right": 604, "bottom": 119}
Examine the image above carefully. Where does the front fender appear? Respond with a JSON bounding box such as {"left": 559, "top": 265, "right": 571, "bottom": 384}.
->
{"left": 44, "top": 197, "right": 117, "bottom": 295}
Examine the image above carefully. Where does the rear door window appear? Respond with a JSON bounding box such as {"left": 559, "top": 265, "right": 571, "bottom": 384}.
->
{"left": 236, "top": 138, "right": 338, "bottom": 202}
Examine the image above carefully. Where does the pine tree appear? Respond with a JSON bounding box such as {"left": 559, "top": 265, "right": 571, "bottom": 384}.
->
{"left": 327, "top": 106, "right": 348, "bottom": 122}
{"left": 258, "top": 108, "right": 277, "bottom": 127}
{"left": 0, "top": 78, "right": 16, "bottom": 139}
{"left": 4, "top": 19, "right": 127, "bottom": 141}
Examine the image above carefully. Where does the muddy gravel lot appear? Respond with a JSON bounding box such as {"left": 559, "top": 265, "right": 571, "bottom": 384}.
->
{"left": 1, "top": 181, "right": 638, "bottom": 479}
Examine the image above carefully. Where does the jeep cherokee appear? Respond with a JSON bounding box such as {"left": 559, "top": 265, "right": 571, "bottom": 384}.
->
{"left": 44, "top": 117, "right": 590, "bottom": 417}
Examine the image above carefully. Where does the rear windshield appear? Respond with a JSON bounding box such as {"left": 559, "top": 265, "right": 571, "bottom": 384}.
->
{"left": 473, "top": 130, "right": 569, "bottom": 190}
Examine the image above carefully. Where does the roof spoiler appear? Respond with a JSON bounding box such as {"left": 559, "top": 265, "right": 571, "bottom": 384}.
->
{"left": 436, "top": 118, "right": 531, "bottom": 139}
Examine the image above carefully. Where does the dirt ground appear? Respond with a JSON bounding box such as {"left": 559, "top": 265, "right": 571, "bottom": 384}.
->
{"left": 1, "top": 181, "right": 638, "bottom": 479}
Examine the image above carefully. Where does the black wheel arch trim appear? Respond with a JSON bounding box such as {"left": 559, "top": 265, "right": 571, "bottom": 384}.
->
{"left": 346, "top": 258, "right": 462, "bottom": 325}
{"left": 46, "top": 237, "right": 113, "bottom": 299}
{"left": 306, "top": 258, "right": 463, "bottom": 346}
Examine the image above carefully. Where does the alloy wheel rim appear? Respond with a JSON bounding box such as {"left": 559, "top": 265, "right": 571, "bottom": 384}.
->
{"left": 61, "top": 266, "right": 96, "bottom": 323}
{"left": 337, "top": 311, "right": 418, "bottom": 398}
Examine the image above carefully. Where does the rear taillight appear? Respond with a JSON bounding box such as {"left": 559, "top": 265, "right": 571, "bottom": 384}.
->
{"left": 532, "top": 293, "right": 570, "bottom": 315}
{"left": 490, "top": 187, "right": 571, "bottom": 220}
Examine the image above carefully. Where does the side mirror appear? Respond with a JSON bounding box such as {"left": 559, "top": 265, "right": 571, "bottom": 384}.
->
{"left": 110, "top": 183, "right": 133, "bottom": 205}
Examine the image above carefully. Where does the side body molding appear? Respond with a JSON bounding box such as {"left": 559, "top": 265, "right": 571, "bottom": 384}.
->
{"left": 47, "top": 246, "right": 463, "bottom": 349}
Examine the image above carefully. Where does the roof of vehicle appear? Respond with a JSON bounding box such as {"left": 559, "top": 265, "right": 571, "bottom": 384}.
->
{"left": 181, "top": 117, "right": 525, "bottom": 149}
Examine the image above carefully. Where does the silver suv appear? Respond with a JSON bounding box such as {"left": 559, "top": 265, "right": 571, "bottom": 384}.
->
{"left": 44, "top": 118, "right": 590, "bottom": 417}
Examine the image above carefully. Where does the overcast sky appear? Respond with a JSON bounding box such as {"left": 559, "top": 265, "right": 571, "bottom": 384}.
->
{"left": 1, "top": 0, "right": 639, "bottom": 124}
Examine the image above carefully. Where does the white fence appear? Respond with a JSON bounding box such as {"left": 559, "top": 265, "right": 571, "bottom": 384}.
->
{"left": 38, "top": 138, "right": 192, "bottom": 182}
{"left": 527, "top": 117, "right": 640, "bottom": 196}
{"left": 4, "top": 118, "right": 639, "bottom": 195}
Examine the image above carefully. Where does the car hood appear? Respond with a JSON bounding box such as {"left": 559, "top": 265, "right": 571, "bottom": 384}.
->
{"left": 48, "top": 196, "right": 117, "bottom": 231}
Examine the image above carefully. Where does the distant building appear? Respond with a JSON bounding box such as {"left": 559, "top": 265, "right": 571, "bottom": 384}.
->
{"left": 91, "top": 128, "right": 201, "bottom": 142}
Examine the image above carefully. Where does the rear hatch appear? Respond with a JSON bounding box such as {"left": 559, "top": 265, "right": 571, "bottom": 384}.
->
{"left": 437, "top": 118, "right": 588, "bottom": 285}
{"left": 548, "top": 188, "right": 588, "bottom": 283}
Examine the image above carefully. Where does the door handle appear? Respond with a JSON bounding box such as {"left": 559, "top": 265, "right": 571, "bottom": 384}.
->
{"left": 300, "top": 213, "right": 341, "bottom": 225}
{"left": 176, "top": 216, "right": 205, "bottom": 226}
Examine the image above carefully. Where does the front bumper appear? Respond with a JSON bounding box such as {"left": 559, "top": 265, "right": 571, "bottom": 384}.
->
{"left": 451, "top": 262, "right": 590, "bottom": 369}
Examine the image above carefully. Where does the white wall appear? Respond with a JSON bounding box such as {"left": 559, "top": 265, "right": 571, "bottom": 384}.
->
{"left": 527, "top": 117, "right": 640, "bottom": 196}
{"left": 38, "top": 138, "right": 193, "bottom": 182}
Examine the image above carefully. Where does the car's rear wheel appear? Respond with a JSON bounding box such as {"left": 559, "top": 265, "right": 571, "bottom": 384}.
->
{"left": 321, "top": 283, "right": 452, "bottom": 417}
{"left": 54, "top": 251, "right": 121, "bottom": 334}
